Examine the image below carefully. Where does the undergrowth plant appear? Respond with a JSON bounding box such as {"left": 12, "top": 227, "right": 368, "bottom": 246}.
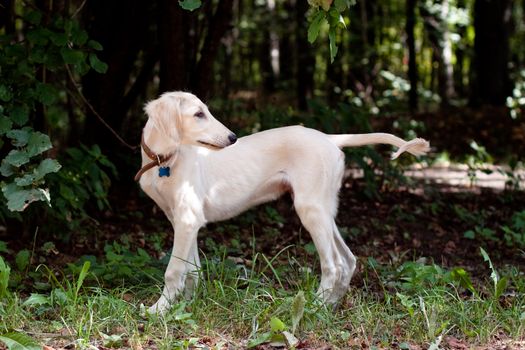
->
{"left": 0, "top": 244, "right": 524, "bottom": 349}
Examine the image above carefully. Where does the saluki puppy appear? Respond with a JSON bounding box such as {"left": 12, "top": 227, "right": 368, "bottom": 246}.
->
{"left": 136, "top": 91, "right": 429, "bottom": 314}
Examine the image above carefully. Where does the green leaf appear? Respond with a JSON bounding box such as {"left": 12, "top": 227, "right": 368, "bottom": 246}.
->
{"left": 49, "top": 32, "right": 68, "bottom": 46}
{"left": 60, "top": 48, "right": 85, "bottom": 65}
{"left": 0, "top": 116, "right": 13, "bottom": 135}
{"left": 0, "top": 85, "right": 13, "bottom": 102}
{"left": 178, "top": 0, "right": 202, "bottom": 11}
{"left": 75, "top": 261, "right": 91, "bottom": 297}
{"left": 334, "top": 0, "right": 348, "bottom": 11}
{"left": 308, "top": 11, "right": 326, "bottom": 44}
{"left": 27, "top": 132, "right": 53, "bottom": 157}
{"left": 270, "top": 317, "right": 286, "bottom": 333}
{"left": 0, "top": 331, "right": 42, "bottom": 350}
{"left": 2, "top": 183, "right": 50, "bottom": 211}
{"left": 23, "top": 293, "right": 50, "bottom": 307}
{"left": 15, "top": 158, "right": 61, "bottom": 186}
{"left": 290, "top": 291, "right": 306, "bottom": 334}
{"left": 26, "top": 28, "right": 50, "bottom": 45}
{"left": 450, "top": 267, "right": 476, "bottom": 294}
{"left": 247, "top": 332, "right": 271, "bottom": 348}
{"left": 36, "top": 83, "right": 59, "bottom": 106}
{"left": 88, "top": 53, "right": 108, "bottom": 74}
{"left": 0, "top": 256, "right": 11, "bottom": 298}
{"left": 5, "top": 150, "right": 30, "bottom": 167}
{"left": 463, "top": 230, "right": 475, "bottom": 239}
{"left": 10, "top": 106, "right": 30, "bottom": 127}
{"left": 495, "top": 277, "right": 508, "bottom": 299}
{"left": 88, "top": 40, "right": 103, "bottom": 51}
{"left": 71, "top": 27, "right": 89, "bottom": 46}
{"left": 6, "top": 129, "right": 31, "bottom": 147}
{"left": 15, "top": 250, "right": 30, "bottom": 271}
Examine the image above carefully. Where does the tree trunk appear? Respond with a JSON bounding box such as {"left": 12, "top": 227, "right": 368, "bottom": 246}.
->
{"left": 406, "top": 0, "right": 418, "bottom": 112}
{"left": 295, "top": 0, "right": 315, "bottom": 110}
{"left": 192, "top": 0, "right": 234, "bottom": 99}
{"left": 158, "top": 0, "right": 194, "bottom": 93}
{"left": 419, "top": 0, "right": 455, "bottom": 107}
{"left": 470, "top": 0, "right": 513, "bottom": 106}
{"left": 81, "top": 0, "right": 151, "bottom": 149}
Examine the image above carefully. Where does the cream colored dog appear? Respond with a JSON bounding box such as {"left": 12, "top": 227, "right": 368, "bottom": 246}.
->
{"left": 137, "top": 91, "right": 429, "bottom": 314}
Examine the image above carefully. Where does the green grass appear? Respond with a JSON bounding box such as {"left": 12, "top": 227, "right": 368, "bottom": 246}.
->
{"left": 0, "top": 248, "right": 524, "bottom": 349}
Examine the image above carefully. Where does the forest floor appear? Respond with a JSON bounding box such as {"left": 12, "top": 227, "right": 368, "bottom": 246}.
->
{"left": 8, "top": 171, "right": 522, "bottom": 350}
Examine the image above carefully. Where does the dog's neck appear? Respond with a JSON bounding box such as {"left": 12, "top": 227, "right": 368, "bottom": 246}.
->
{"left": 134, "top": 124, "right": 179, "bottom": 181}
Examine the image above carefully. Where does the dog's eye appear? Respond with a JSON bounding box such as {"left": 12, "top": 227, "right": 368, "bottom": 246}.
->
{"left": 194, "top": 111, "right": 206, "bottom": 119}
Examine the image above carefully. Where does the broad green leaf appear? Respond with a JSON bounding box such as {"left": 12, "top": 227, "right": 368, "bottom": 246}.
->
{"left": 26, "top": 28, "right": 50, "bottom": 45}
{"left": 463, "top": 230, "right": 475, "bottom": 239}
{"left": 71, "top": 27, "right": 89, "bottom": 46}
{"left": 308, "top": 11, "right": 326, "bottom": 44}
{"left": 10, "top": 106, "right": 29, "bottom": 126}
{"left": 15, "top": 159, "right": 61, "bottom": 186}
{"left": 23, "top": 293, "right": 50, "bottom": 307}
{"left": 49, "top": 32, "right": 68, "bottom": 46}
{"left": 270, "top": 317, "right": 286, "bottom": 332}
{"left": 450, "top": 267, "right": 476, "bottom": 294}
{"left": 88, "top": 40, "right": 103, "bottom": 51}
{"left": 6, "top": 129, "right": 31, "bottom": 147}
{"left": 334, "top": 0, "right": 348, "bottom": 11}
{"left": 0, "top": 85, "right": 13, "bottom": 102}
{"left": 15, "top": 249, "right": 30, "bottom": 271}
{"left": 5, "top": 150, "right": 30, "bottom": 167}
{"left": 178, "top": 0, "right": 202, "bottom": 11}
{"left": 2, "top": 184, "right": 50, "bottom": 211}
{"left": 88, "top": 53, "right": 108, "bottom": 74}
{"left": 36, "top": 83, "right": 58, "bottom": 106}
{"left": 0, "top": 331, "right": 41, "bottom": 350}
{"left": 0, "top": 116, "right": 13, "bottom": 135}
{"left": 247, "top": 332, "right": 271, "bottom": 348}
{"left": 27, "top": 132, "right": 53, "bottom": 157}
{"left": 60, "top": 47, "right": 85, "bottom": 65}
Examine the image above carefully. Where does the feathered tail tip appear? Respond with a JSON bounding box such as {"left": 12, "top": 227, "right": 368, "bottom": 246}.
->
{"left": 391, "top": 138, "right": 430, "bottom": 160}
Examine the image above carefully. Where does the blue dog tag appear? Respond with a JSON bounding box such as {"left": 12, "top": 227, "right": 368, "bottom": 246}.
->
{"left": 158, "top": 166, "right": 170, "bottom": 177}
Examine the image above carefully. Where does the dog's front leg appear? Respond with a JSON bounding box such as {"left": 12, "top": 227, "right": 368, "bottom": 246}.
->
{"left": 148, "top": 220, "right": 201, "bottom": 315}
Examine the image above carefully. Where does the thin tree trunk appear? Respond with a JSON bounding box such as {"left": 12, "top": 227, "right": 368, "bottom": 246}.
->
{"left": 158, "top": 0, "right": 193, "bottom": 93}
{"left": 192, "top": 0, "right": 234, "bottom": 99}
{"left": 295, "top": 0, "right": 315, "bottom": 110}
{"left": 406, "top": 0, "right": 418, "bottom": 112}
{"left": 470, "top": 0, "right": 513, "bottom": 106}
{"left": 81, "top": 0, "right": 151, "bottom": 148}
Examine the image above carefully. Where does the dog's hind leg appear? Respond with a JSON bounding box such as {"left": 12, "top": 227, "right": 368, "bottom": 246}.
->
{"left": 295, "top": 201, "right": 350, "bottom": 304}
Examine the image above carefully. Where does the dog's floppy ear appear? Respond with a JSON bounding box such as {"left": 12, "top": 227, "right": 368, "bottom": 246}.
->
{"left": 144, "top": 95, "right": 183, "bottom": 143}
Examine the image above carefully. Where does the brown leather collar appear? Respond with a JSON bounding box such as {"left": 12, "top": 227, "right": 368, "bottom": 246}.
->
{"left": 134, "top": 133, "right": 174, "bottom": 181}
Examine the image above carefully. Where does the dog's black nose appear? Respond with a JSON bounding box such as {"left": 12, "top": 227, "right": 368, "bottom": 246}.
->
{"left": 228, "top": 133, "right": 237, "bottom": 144}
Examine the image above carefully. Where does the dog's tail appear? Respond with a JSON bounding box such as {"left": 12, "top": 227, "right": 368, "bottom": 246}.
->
{"left": 328, "top": 133, "right": 430, "bottom": 159}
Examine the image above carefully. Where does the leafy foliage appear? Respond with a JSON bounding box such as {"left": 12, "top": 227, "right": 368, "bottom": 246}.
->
{"left": 0, "top": 5, "right": 107, "bottom": 216}
{"left": 307, "top": 0, "right": 355, "bottom": 62}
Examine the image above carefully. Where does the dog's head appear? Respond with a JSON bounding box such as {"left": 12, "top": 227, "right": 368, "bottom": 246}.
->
{"left": 144, "top": 91, "right": 237, "bottom": 150}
